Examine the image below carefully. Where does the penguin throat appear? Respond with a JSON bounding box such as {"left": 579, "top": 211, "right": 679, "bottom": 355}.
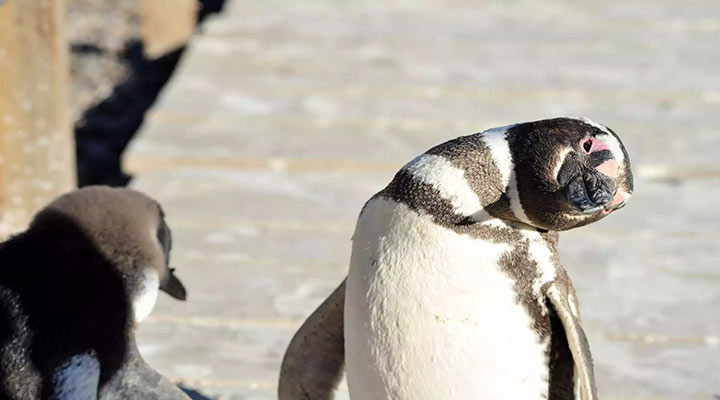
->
{"left": 133, "top": 268, "right": 160, "bottom": 324}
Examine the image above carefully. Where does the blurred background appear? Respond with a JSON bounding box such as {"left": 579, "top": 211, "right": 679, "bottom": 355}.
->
{"left": 1, "top": 1, "right": 719, "bottom": 399}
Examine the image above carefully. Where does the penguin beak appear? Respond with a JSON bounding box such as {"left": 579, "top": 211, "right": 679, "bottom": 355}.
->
{"left": 160, "top": 267, "right": 187, "bottom": 301}
{"left": 557, "top": 153, "right": 617, "bottom": 215}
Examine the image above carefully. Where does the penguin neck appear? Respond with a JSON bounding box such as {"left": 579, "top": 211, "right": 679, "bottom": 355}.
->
{"left": 98, "top": 334, "right": 191, "bottom": 399}
{"left": 130, "top": 268, "right": 160, "bottom": 324}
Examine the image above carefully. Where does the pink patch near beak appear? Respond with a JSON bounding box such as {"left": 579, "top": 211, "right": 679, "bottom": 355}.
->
{"left": 595, "top": 159, "right": 619, "bottom": 178}
{"left": 603, "top": 191, "right": 628, "bottom": 215}
{"left": 580, "top": 137, "right": 610, "bottom": 154}
{"left": 611, "top": 191, "right": 626, "bottom": 207}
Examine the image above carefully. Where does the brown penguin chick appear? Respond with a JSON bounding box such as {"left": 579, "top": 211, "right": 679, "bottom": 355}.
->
{"left": 0, "top": 186, "right": 188, "bottom": 400}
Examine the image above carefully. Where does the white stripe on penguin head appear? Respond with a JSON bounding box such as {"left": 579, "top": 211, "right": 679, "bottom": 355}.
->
{"left": 579, "top": 117, "right": 611, "bottom": 134}
{"left": 480, "top": 125, "right": 532, "bottom": 225}
{"left": 594, "top": 133, "right": 625, "bottom": 164}
{"left": 552, "top": 147, "right": 572, "bottom": 182}
{"left": 402, "top": 154, "right": 483, "bottom": 217}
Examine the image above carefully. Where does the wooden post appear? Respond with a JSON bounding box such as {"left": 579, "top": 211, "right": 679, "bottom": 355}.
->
{"left": 141, "top": 0, "right": 198, "bottom": 59}
{"left": 0, "top": 0, "right": 76, "bottom": 237}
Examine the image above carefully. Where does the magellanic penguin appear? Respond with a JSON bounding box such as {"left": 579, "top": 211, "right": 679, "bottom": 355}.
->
{"left": 279, "top": 117, "right": 634, "bottom": 400}
{"left": 0, "top": 186, "right": 189, "bottom": 400}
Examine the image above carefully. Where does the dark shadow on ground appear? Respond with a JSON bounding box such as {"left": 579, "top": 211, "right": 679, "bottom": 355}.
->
{"left": 75, "top": 43, "right": 183, "bottom": 187}
{"left": 75, "top": 0, "right": 228, "bottom": 187}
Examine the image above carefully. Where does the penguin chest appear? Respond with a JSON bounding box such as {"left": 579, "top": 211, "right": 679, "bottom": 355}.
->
{"left": 345, "top": 200, "right": 550, "bottom": 400}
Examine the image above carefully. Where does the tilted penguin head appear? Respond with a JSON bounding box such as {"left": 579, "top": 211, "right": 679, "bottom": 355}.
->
{"left": 391, "top": 117, "right": 633, "bottom": 232}
{"left": 499, "top": 117, "right": 633, "bottom": 231}
{"left": 30, "top": 186, "right": 187, "bottom": 324}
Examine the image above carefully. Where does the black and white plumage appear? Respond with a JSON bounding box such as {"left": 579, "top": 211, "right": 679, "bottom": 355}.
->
{"left": 279, "top": 117, "right": 633, "bottom": 400}
{"left": 0, "top": 186, "right": 188, "bottom": 400}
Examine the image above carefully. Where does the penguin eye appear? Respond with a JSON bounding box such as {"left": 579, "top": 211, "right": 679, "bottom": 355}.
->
{"left": 581, "top": 138, "right": 593, "bottom": 153}
{"left": 157, "top": 219, "right": 172, "bottom": 254}
{"left": 156, "top": 221, "right": 166, "bottom": 245}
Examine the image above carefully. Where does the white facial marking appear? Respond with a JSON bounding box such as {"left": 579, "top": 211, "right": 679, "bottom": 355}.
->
{"left": 578, "top": 117, "right": 625, "bottom": 164}
{"left": 552, "top": 147, "right": 572, "bottom": 181}
{"left": 133, "top": 268, "right": 160, "bottom": 324}
{"left": 402, "top": 154, "right": 483, "bottom": 216}
{"left": 578, "top": 117, "right": 611, "bottom": 134}
{"left": 594, "top": 133, "right": 625, "bottom": 164}
{"left": 346, "top": 198, "right": 550, "bottom": 399}
{"left": 522, "top": 230, "right": 557, "bottom": 315}
{"left": 480, "top": 125, "right": 532, "bottom": 225}
{"left": 54, "top": 352, "right": 100, "bottom": 400}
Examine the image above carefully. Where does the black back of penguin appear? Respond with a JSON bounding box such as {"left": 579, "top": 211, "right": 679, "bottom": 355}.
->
{"left": 0, "top": 186, "right": 187, "bottom": 400}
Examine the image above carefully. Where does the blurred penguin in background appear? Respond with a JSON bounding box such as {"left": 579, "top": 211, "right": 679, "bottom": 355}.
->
{"left": 0, "top": 186, "right": 189, "bottom": 400}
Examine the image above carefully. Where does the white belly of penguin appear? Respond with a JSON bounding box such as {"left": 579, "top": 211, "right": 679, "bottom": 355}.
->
{"left": 345, "top": 198, "right": 550, "bottom": 400}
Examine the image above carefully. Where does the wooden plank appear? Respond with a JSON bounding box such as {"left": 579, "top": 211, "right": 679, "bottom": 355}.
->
{"left": 0, "top": 0, "right": 76, "bottom": 236}
{"left": 141, "top": 0, "right": 198, "bottom": 59}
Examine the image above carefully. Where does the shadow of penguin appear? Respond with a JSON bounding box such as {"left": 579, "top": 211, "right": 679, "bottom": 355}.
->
{"left": 75, "top": 0, "right": 229, "bottom": 187}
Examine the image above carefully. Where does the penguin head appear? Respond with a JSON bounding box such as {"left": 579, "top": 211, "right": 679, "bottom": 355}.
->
{"left": 31, "top": 186, "right": 187, "bottom": 324}
{"left": 505, "top": 117, "right": 633, "bottom": 231}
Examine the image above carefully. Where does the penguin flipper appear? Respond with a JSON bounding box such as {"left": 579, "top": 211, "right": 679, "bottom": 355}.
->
{"left": 279, "top": 279, "right": 346, "bottom": 400}
{"left": 547, "top": 284, "right": 597, "bottom": 400}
